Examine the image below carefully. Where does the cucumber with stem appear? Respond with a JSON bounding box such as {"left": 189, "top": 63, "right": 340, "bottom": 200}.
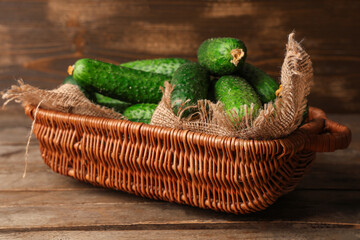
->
{"left": 197, "top": 37, "right": 247, "bottom": 75}
{"left": 70, "top": 58, "right": 171, "bottom": 104}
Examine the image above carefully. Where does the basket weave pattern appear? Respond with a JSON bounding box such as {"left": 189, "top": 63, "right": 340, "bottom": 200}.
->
{"left": 25, "top": 106, "right": 351, "bottom": 214}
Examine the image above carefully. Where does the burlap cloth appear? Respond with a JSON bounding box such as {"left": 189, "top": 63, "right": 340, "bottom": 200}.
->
{"left": 2, "top": 32, "right": 312, "bottom": 140}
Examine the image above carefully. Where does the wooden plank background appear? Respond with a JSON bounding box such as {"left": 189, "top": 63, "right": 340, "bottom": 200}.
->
{"left": 0, "top": 0, "right": 359, "bottom": 113}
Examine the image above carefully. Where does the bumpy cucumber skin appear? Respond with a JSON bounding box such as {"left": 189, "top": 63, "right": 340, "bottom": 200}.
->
{"left": 63, "top": 76, "right": 95, "bottom": 100}
{"left": 120, "top": 58, "right": 190, "bottom": 76}
{"left": 215, "top": 76, "right": 261, "bottom": 119}
{"left": 239, "top": 63, "right": 279, "bottom": 104}
{"left": 170, "top": 62, "right": 210, "bottom": 115}
{"left": 72, "top": 58, "right": 171, "bottom": 104}
{"left": 64, "top": 76, "right": 130, "bottom": 113}
{"left": 197, "top": 38, "right": 247, "bottom": 75}
{"left": 123, "top": 103, "right": 157, "bottom": 124}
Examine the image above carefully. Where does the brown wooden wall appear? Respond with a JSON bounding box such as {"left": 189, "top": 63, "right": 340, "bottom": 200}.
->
{"left": 0, "top": 0, "right": 359, "bottom": 113}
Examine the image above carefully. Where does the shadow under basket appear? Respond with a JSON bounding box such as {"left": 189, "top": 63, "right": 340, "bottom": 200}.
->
{"left": 24, "top": 105, "right": 351, "bottom": 214}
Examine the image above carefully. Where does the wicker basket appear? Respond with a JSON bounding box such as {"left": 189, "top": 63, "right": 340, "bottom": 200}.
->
{"left": 24, "top": 105, "right": 351, "bottom": 214}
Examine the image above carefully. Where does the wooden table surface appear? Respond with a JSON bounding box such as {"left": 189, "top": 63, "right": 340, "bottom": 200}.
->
{"left": 0, "top": 105, "right": 358, "bottom": 239}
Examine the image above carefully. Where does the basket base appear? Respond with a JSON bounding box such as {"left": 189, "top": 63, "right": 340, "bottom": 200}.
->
{"left": 39, "top": 145, "right": 315, "bottom": 214}
{"left": 27, "top": 105, "right": 318, "bottom": 214}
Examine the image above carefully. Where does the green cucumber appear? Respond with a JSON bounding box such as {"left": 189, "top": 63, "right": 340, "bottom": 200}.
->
{"left": 64, "top": 76, "right": 131, "bottom": 113}
{"left": 170, "top": 62, "right": 210, "bottom": 116}
{"left": 63, "top": 75, "right": 94, "bottom": 101}
{"left": 94, "top": 93, "right": 131, "bottom": 113}
{"left": 71, "top": 58, "right": 171, "bottom": 104}
{"left": 123, "top": 103, "right": 157, "bottom": 124}
{"left": 197, "top": 37, "right": 247, "bottom": 75}
{"left": 215, "top": 75, "right": 261, "bottom": 120}
{"left": 120, "top": 58, "right": 190, "bottom": 76}
{"left": 64, "top": 75, "right": 78, "bottom": 85}
{"left": 239, "top": 63, "right": 279, "bottom": 103}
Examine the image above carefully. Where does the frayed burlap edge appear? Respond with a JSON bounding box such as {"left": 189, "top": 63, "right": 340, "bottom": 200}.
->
{"left": 2, "top": 80, "right": 124, "bottom": 120}
{"left": 1, "top": 32, "right": 313, "bottom": 141}
{"left": 1, "top": 80, "right": 126, "bottom": 178}
{"left": 151, "top": 32, "right": 313, "bottom": 140}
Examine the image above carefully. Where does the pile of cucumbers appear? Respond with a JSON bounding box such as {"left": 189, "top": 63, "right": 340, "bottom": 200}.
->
{"left": 65, "top": 37, "right": 279, "bottom": 124}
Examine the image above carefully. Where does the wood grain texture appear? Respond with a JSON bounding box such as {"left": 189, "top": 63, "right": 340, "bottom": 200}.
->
{"left": 0, "top": 108, "right": 359, "bottom": 239}
{"left": 0, "top": 0, "right": 359, "bottom": 113}
{"left": 0, "top": 190, "right": 359, "bottom": 229}
{"left": 1, "top": 229, "right": 359, "bottom": 240}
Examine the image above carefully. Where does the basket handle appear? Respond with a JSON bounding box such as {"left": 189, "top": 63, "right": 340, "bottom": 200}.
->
{"left": 302, "top": 107, "right": 352, "bottom": 152}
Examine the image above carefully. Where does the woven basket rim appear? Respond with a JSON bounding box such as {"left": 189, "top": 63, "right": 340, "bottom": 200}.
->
{"left": 24, "top": 104, "right": 322, "bottom": 152}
